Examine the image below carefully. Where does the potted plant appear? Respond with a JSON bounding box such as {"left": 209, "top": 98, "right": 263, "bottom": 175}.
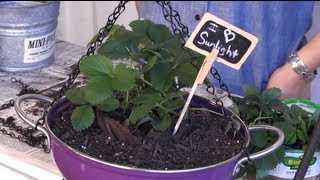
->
{"left": 14, "top": 20, "right": 284, "bottom": 180}
{"left": 232, "top": 84, "right": 320, "bottom": 179}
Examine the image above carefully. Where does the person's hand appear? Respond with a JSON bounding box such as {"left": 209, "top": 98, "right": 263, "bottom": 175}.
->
{"left": 267, "top": 32, "right": 320, "bottom": 100}
{"left": 266, "top": 62, "right": 311, "bottom": 100}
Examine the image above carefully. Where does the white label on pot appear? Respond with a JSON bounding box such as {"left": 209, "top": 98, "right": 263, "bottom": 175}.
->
{"left": 268, "top": 150, "right": 320, "bottom": 179}
{"left": 24, "top": 31, "right": 56, "bottom": 63}
{"left": 287, "top": 102, "right": 317, "bottom": 113}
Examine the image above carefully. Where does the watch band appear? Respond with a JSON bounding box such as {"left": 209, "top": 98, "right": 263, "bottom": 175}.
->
{"left": 288, "top": 52, "right": 318, "bottom": 83}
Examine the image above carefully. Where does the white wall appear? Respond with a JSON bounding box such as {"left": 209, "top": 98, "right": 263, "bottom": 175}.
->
{"left": 56, "top": 1, "right": 138, "bottom": 47}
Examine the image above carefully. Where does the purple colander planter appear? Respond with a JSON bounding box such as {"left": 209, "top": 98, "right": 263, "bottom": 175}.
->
{"left": 15, "top": 94, "right": 284, "bottom": 180}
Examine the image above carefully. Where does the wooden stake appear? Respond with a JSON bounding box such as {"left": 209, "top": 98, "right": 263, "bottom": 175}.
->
{"left": 172, "top": 49, "right": 219, "bottom": 136}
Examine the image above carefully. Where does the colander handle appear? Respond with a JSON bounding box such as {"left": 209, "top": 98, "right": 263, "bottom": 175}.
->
{"left": 14, "top": 94, "right": 54, "bottom": 150}
{"left": 232, "top": 125, "right": 285, "bottom": 177}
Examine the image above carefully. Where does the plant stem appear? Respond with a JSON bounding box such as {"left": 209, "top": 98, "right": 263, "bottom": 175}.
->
{"left": 130, "top": 59, "right": 135, "bottom": 69}
{"left": 157, "top": 104, "right": 180, "bottom": 116}
{"left": 142, "top": 49, "right": 164, "bottom": 60}
{"left": 249, "top": 116, "right": 273, "bottom": 126}
{"left": 189, "top": 108, "right": 224, "bottom": 117}
{"left": 138, "top": 77, "right": 166, "bottom": 95}
{"left": 124, "top": 91, "right": 129, "bottom": 109}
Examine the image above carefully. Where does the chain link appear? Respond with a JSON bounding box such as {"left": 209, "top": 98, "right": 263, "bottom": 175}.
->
{"left": 0, "top": 117, "right": 49, "bottom": 152}
{"left": 37, "top": 1, "right": 129, "bottom": 130}
{"left": 11, "top": 77, "right": 40, "bottom": 95}
{"left": 0, "top": 99, "right": 14, "bottom": 110}
{"left": 0, "top": 1, "right": 129, "bottom": 153}
{"left": 156, "top": 1, "right": 190, "bottom": 43}
{"left": 156, "top": 1, "right": 233, "bottom": 104}
{"left": 0, "top": 78, "right": 49, "bottom": 152}
{"left": 156, "top": 1, "right": 200, "bottom": 69}
{"left": 0, "top": 2, "right": 247, "bottom": 167}
{"left": 208, "top": 67, "right": 234, "bottom": 103}
{"left": 156, "top": 1, "right": 250, "bottom": 166}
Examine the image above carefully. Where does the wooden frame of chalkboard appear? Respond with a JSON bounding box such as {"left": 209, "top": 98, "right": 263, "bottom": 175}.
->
{"left": 185, "top": 12, "right": 259, "bottom": 70}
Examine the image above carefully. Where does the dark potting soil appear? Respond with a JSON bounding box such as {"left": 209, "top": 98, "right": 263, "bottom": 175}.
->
{"left": 51, "top": 106, "right": 245, "bottom": 170}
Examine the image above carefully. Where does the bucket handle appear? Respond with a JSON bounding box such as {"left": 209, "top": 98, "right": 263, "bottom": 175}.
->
{"left": 14, "top": 94, "right": 54, "bottom": 150}
{"left": 232, "top": 125, "right": 284, "bottom": 177}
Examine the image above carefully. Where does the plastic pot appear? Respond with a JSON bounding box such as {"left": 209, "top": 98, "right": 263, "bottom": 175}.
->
{"left": 15, "top": 94, "right": 284, "bottom": 180}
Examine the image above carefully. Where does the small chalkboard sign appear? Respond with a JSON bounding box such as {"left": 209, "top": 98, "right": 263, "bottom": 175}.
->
{"left": 185, "top": 13, "right": 258, "bottom": 70}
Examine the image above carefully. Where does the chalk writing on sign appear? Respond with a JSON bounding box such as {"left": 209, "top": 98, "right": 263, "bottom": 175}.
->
{"left": 185, "top": 13, "right": 259, "bottom": 70}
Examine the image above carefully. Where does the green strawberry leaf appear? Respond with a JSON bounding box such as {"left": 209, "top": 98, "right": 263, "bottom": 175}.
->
{"left": 175, "top": 62, "right": 198, "bottom": 87}
{"left": 87, "top": 25, "right": 121, "bottom": 47}
{"left": 162, "top": 92, "right": 185, "bottom": 101}
{"left": 129, "top": 19, "right": 153, "bottom": 35}
{"left": 65, "top": 87, "right": 88, "bottom": 105}
{"left": 80, "top": 54, "right": 113, "bottom": 78}
{"left": 286, "top": 130, "right": 297, "bottom": 145}
{"left": 311, "top": 109, "right": 320, "bottom": 123}
{"left": 261, "top": 88, "right": 281, "bottom": 104}
{"left": 290, "top": 105, "right": 309, "bottom": 121}
{"left": 298, "top": 117, "right": 307, "bottom": 134}
{"left": 148, "top": 22, "right": 173, "bottom": 43}
{"left": 71, "top": 105, "right": 94, "bottom": 131}
{"left": 98, "top": 28, "right": 142, "bottom": 59}
{"left": 297, "top": 129, "right": 307, "bottom": 143}
{"left": 140, "top": 55, "right": 157, "bottom": 74}
{"left": 130, "top": 92, "right": 161, "bottom": 105}
{"left": 111, "top": 63, "right": 136, "bottom": 91}
{"left": 161, "top": 98, "right": 184, "bottom": 113}
{"left": 254, "top": 145, "right": 285, "bottom": 170}
{"left": 242, "top": 84, "right": 260, "bottom": 97}
{"left": 152, "top": 114, "right": 171, "bottom": 131}
{"left": 97, "top": 96, "right": 120, "bottom": 112}
{"left": 250, "top": 131, "right": 268, "bottom": 148}
{"left": 82, "top": 77, "right": 112, "bottom": 105}
{"left": 274, "top": 122, "right": 296, "bottom": 145}
{"left": 268, "top": 99, "right": 289, "bottom": 113}
{"left": 150, "top": 62, "right": 173, "bottom": 91}
{"left": 128, "top": 104, "right": 154, "bottom": 124}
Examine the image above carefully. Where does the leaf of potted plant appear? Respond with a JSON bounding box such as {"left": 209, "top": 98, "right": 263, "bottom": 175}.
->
{"left": 14, "top": 20, "right": 284, "bottom": 180}
{"left": 232, "top": 84, "right": 320, "bottom": 179}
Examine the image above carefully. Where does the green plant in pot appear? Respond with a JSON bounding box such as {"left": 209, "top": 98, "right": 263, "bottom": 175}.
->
{"left": 232, "top": 84, "right": 320, "bottom": 179}
{"left": 65, "top": 19, "right": 204, "bottom": 134}
{"left": 14, "top": 19, "right": 284, "bottom": 180}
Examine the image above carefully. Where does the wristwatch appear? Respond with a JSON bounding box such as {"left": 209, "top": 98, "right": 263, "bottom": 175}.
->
{"left": 288, "top": 52, "right": 318, "bottom": 83}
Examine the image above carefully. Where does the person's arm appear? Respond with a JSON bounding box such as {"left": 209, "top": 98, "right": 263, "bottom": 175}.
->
{"left": 266, "top": 32, "right": 320, "bottom": 99}
{"left": 135, "top": 1, "right": 140, "bottom": 17}
{"left": 296, "top": 32, "right": 320, "bottom": 70}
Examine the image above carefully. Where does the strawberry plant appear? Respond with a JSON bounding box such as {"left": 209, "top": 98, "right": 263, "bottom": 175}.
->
{"left": 232, "top": 84, "right": 320, "bottom": 178}
{"left": 49, "top": 19, "right": 286, "bottom": 179}
{"left": 64, "top": 19, "right": 204, "bottom": 133}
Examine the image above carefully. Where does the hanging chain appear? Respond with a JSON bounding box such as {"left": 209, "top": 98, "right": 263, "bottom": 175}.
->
{"left": 0, "top": 79, "right": 49, "bottom": 152}
{"left": 156, "top": 1, "right": 190, "bottom": 43}
{"left": 156, "top": 1, "right": 234, "bottom": 107}
{"left": 11, "top": 77, "right": 40, "bottom": 95}
{"left": 0, "top": 117, "right": 49, "bottom": 153}
{"left": 37, "top": 1, "right": 129, "bottom": 131}
{"left": 0, "top": 1, "right": 129, "bottom": 153}
{"left": 156, "top": 1, "right": 251, "bottom": 166}
{"left": 156, "top": 1, "right": 200, "bottom": 70}
{"left": 0, "top": 2, "right": 246, "bottom": 167}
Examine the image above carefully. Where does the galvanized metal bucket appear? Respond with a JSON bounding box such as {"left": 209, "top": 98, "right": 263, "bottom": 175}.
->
{"left": 0, "top": 1, "right": 60, "bottom": 72}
